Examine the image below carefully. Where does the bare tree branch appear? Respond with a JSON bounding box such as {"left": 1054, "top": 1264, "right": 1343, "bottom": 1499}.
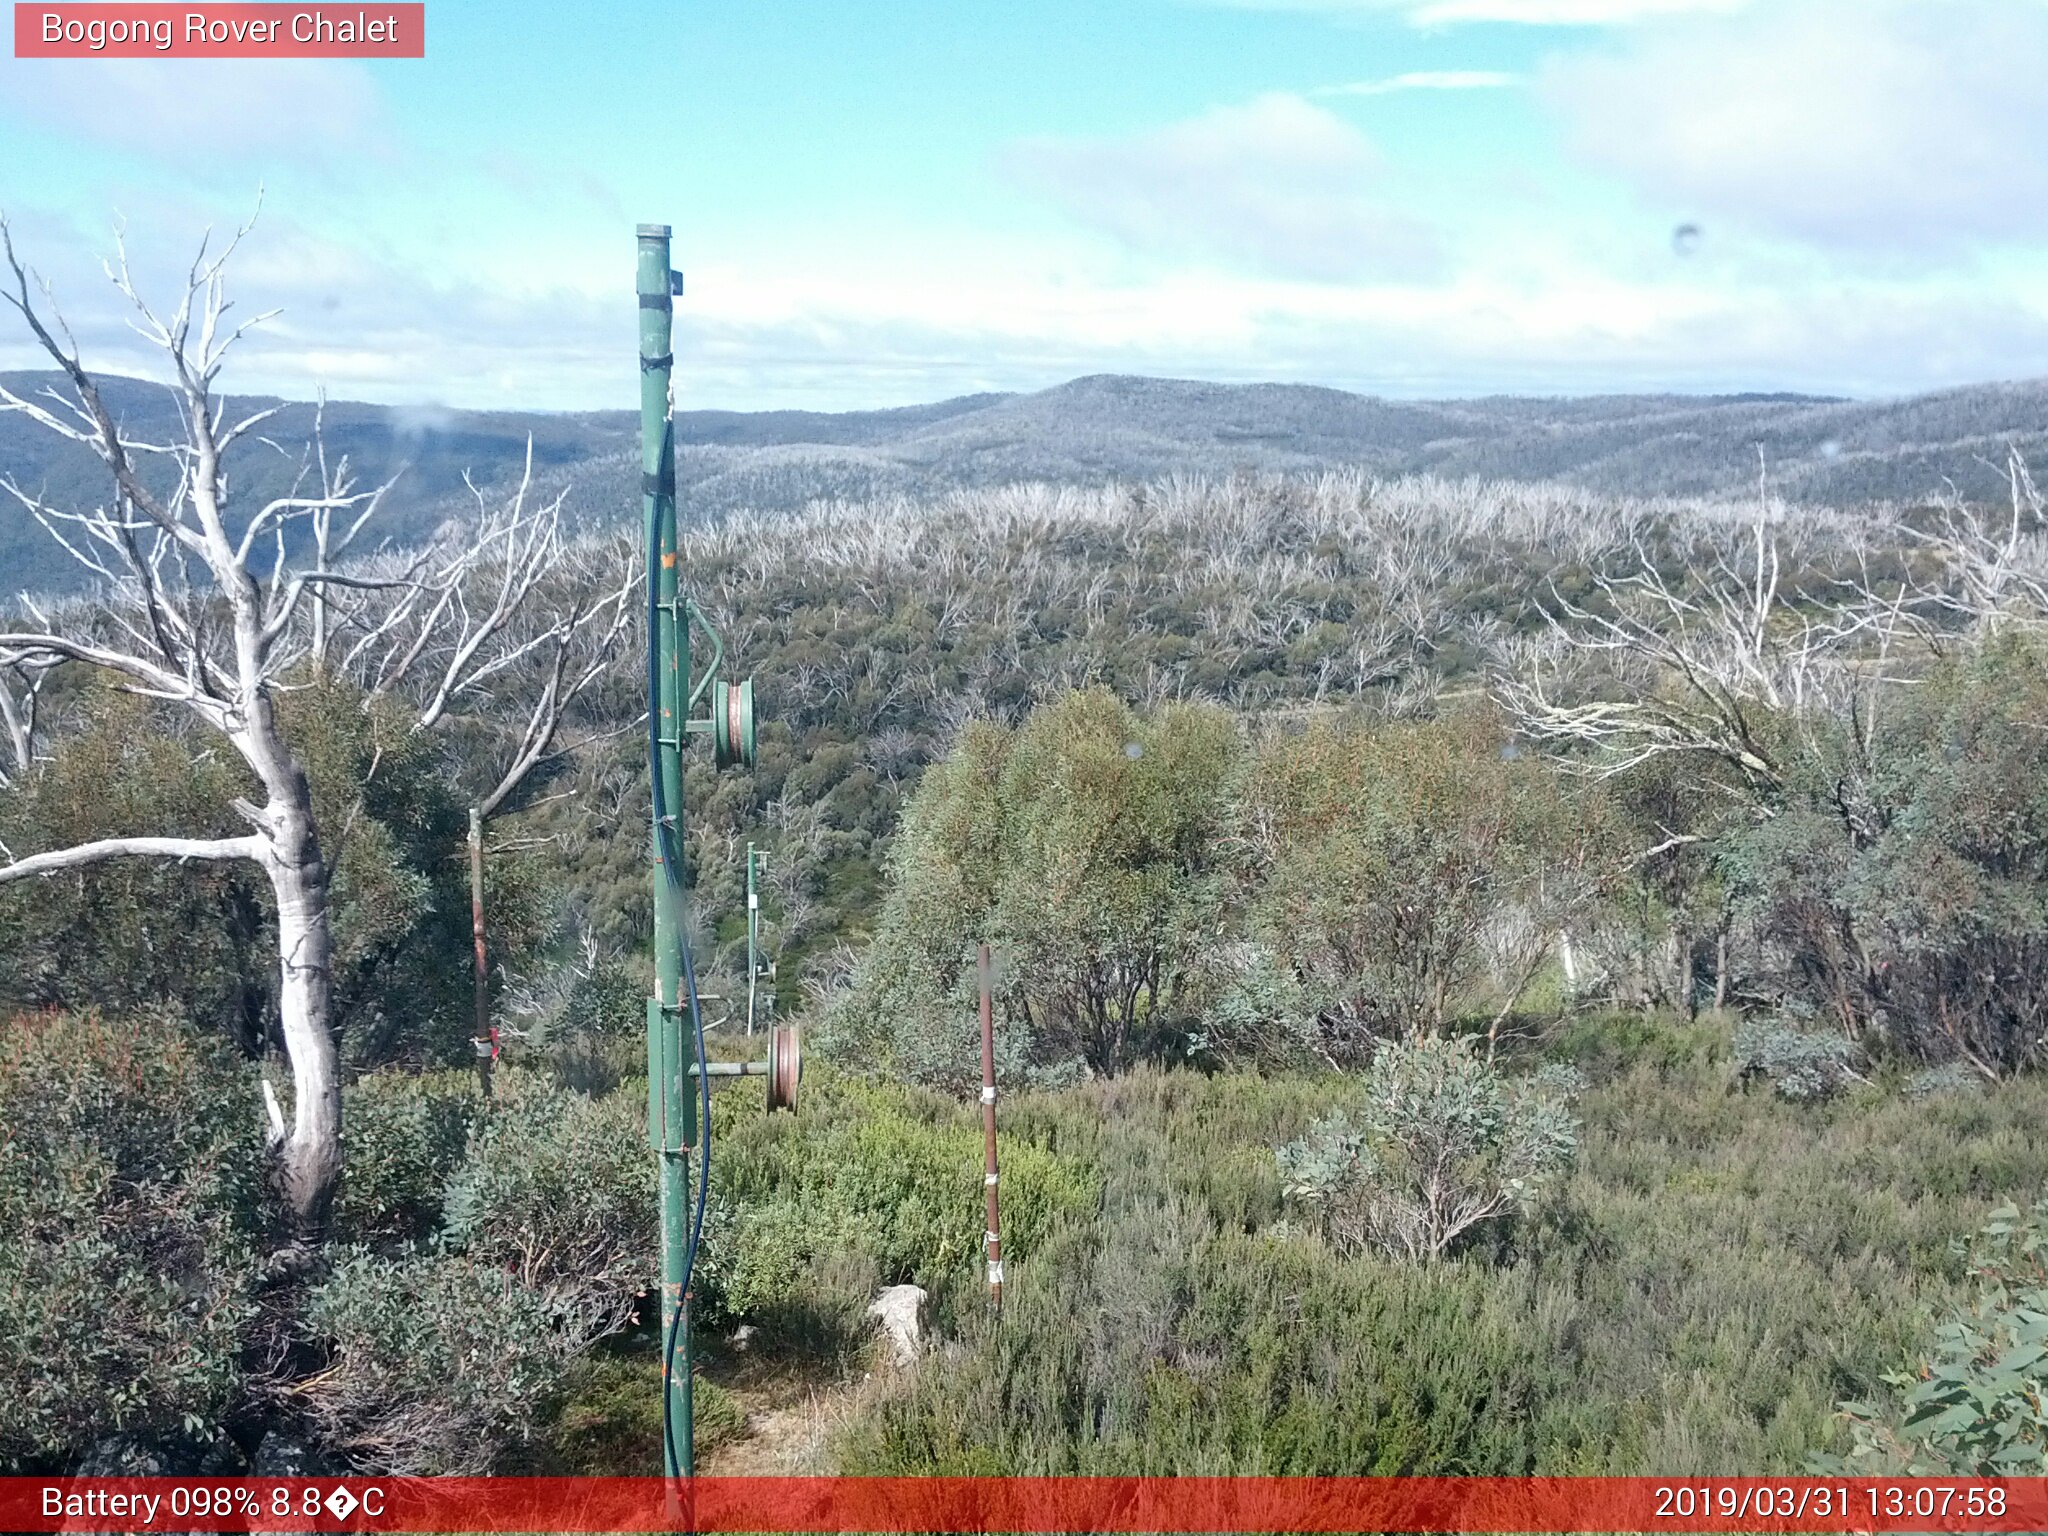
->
{"left": 0, "top": 832, "right": 264, "bottom": 884}
{"left": 1495, "top": 491, "right": 1890, "bottom": 794}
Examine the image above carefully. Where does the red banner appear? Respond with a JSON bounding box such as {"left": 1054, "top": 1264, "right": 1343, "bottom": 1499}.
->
{"left": 2, "top": 1476, "right": 2045, "bottom": 1533}
{"left": 14, "top": 4, "right": 424, "bottom": 57}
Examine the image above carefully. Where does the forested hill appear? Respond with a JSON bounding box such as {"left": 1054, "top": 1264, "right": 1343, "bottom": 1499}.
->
{"left": 4, "top": 368, "right": 2047, "bottom": 593}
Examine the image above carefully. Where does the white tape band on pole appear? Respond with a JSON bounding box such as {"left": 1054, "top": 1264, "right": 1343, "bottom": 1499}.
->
{"left": 979, "top": 1086, "right": 996, "bottom": 1104}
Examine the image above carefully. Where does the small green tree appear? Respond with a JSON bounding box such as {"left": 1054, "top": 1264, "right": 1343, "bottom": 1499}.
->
{"left": 1240, "top": 712, "right": 1606, "bottom": 1058}
{"left": 1723, "top": 635, "right": 2048, "bottom": 1078}
{"left": 289, "top": 680, "right": 549, "bottom": 1068}
{"left": 0, "top": 692, "right": 267, "bottom": 1038}
{"left": 827, "top": 689, "right": 1235, "bottom": 1085}
{"left": 997, "top": 690, "right": 1236, "bottom": 1075}
{"left": 1278, "top": 1033, "right": 1580, "bottom": 1261}
{"left": 1603, "top": 749, "right": 1742, "bottom": 1015}
{"left": 818, "top": 715, "right": 1014, "bottom": 1091}
{"left": 0, "top": 680, "right": 548, "bottom": 1069}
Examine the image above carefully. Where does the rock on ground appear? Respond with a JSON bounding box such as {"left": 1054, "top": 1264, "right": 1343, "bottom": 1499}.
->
{"left": 866, "top": 1283, "right": 927, "bottom": 1366}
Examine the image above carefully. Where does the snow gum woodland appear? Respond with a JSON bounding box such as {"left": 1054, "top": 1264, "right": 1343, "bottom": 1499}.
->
{"left": 9, "top": 236, "right": 2048, "bottom": 1478}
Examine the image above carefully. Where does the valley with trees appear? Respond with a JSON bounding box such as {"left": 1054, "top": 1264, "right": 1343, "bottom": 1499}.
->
{"left": 6, "top": 233, "right": 2048, "bottom": 1484}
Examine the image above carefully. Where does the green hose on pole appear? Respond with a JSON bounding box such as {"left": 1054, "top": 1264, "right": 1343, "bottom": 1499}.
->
{"left": 639, "top": 221, "right": 770, "bottom": 1487}
{"left": 638, "top": 222, "right": 696, "bottom": 1480}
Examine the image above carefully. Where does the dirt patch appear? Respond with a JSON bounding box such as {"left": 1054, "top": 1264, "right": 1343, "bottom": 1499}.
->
{"left": 696, "top": 1340, "right": 895, "bottom": 1475}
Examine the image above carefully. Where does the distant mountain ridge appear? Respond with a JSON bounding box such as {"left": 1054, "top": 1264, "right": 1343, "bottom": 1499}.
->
{"left": 2, "top": 370, "right": 2044, "bottom": 593}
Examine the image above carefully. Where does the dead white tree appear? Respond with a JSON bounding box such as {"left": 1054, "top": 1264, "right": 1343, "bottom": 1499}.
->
{"left": 0, "top": 655, "right": 54, "bottom": 783}
{"left": 0, "top": 217, "right": 631, "bottom": 1244}
{"left": 1495, "top": 492, "right": 1894, "bottom": 801}
{"left": 323, "top": 448, "right": 636, "bottom": 817}
{"left": 1899, "top": 447, "right": 2048, "bottom": 641}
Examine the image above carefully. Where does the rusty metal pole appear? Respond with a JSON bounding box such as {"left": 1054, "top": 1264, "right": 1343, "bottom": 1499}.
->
{"left": 979, "top": 943, "right": 1002, "bottom": 1309}
{"left": 469, "top": 805, "right": 493, "bottom": 1098}
{"left": 745, "top": 842, "right": 761, "bottom": 1037}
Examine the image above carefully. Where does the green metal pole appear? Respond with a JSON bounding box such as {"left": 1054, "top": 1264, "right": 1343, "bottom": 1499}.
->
{"left": 639, "top": 222, "right": 696, "bottom": 1480}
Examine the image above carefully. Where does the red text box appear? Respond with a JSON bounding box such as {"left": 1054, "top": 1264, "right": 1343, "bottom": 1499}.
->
{"left": 2, "top": 1476, "right": 2047, "bottom": 1533}
{"left": 15, "top": 4, "right": 424, "bottom": 57}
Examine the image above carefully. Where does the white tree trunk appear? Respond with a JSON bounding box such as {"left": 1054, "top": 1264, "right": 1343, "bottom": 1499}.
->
{"left": 262, "top": 788, "right": 341, "bottom": 1237}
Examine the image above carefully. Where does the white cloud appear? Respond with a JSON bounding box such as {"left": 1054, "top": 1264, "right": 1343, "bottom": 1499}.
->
{"left": 1004, "top": 93, "right": 1442, "bottom": 282}
{"left": 1201, "top": 0, "right": 1752, "bottom": 27}
{"left": 1540, "top": 0, "right": 2048, "bottom": 254}
{"left": 0, "top": 58, "right": 391, "bottom": 168}
{"left": 6, "top": 181, "right": 2046, "bottom": 414}
{"left": 7, "top": 222, "right": 2046, "bottom": 410}
{"left": 1314, "top": 70, "right": 1518, "bottom": 95}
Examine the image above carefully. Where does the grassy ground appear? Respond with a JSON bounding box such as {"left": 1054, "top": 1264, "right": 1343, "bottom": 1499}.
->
{"left": 821, "top": 1015, "right": 2042, "bottom": 1476}
{"left": 531, "top": 1012, "right": 2041, "bottom": 1476}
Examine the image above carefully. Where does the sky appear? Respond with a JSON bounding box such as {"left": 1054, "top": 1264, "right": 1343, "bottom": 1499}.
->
{"left": 2, "top": 0, "right": 2047, "bottom": 412}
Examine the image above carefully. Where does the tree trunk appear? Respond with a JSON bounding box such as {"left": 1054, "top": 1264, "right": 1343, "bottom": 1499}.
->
{"left": 1680, "top": 928, "right": 1697, "bottom": 1019}
{"left": 264, "top": 794, "right": 341, "bottom": 1242}
{"left": 470, "top": 806, "right": 493, "bottom": 1099}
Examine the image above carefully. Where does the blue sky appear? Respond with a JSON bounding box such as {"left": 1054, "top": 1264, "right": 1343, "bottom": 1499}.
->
{"left": 2, "top": 0, "right": 2047, "bottom": 410}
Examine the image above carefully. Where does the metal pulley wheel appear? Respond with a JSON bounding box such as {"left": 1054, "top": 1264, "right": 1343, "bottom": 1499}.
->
{"left": 766, "top": 1022, "right": 801, "bottom": 1113}
{"left": 711, "top": 677, "right": 757, "bottom": 770}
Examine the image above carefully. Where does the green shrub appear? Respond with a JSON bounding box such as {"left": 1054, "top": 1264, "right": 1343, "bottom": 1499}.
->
{"left": 695, "top": 1067, "right": 1099, "bottom": 1329}
{"left": 532, "top": 1357, "right": 744, "bottom": 1474}
{"left": 1904, "top": 1062, "right": 1985, "bottom": 1102}
{"left": 1829, "top": 1197, "right": 2048, "bottom": 1474}
{"left": 839, "top": 1065, "right": 1580, "bottom": 1476}
{"left": 0, "top": 1010, "right": 263, "bottom": 1472}
{"left": 333, "top": 1069, "right": 480, "bottom": 1247}
{"left": 1195, "top": 943, "right": 1317, "bottom": 1070}
{"left": 440, "top": 1071, "right": 655, "bottom": 1321}
{"left": 1733, "top": 1017, "right": 1862, "bottom": 1102}
{"left": 1279, "top": 1034, "right": 1580, "bottom": 1260}
{"left": 842, "top": 1216, "right": 1571, "bottom": 1475}
{"left": 303, "top": 1070, "right": 656, "bottom": 1474}
{"left": 305, "top": 1251, "right": 616, "bottom": 1475}
{"left": 1544, "top": 1010, "right": 1725, "bottom": 1081}
{"left": 839, "top": 1046, "right": 2048, "bottom": 1476}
